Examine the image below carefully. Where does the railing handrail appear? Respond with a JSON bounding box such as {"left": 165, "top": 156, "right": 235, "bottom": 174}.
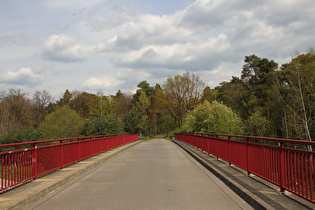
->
{"left": 0, "top": 134, "right": 131, "bottom": 148}
{"left": 182, "top": 132, "right": 315, "bottom": 145}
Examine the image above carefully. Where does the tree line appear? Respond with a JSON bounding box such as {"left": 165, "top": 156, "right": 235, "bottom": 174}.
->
{"left": 0, "top": 49, "right": 314, "bottom": 145}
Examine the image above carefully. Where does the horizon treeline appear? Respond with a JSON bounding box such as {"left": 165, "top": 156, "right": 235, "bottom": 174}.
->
{"left": 0, "top": 49, "right": 314, "bottom": 144}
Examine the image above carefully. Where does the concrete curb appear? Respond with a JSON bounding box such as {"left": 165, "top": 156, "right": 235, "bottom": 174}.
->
{"left": 172, "top": 140, "right": 314, "bottom": 210}
{"left": 0, "top": 141, "right": 141, "bottom": 210}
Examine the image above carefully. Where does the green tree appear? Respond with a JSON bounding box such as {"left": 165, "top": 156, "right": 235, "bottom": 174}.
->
{"left": 89, "top": 92, "right": 113, "bottom": 118}
{"left": 114, "top": 92, "right": 132, "bottom": 118}
{"left": 82, "top": 114, "right": 125, "bottom": 136}
{"left": 69, "top": 91, "right": 93, "bottom": 118}
{"left": 201, "top": 86, "right": 214, "bottom": 103}
{"left": 215, "top": 77, "right": 249, "bottom": 119}
{"left": 132, "top": 81, "right": 155, "bottom": 104}
{"left": 245, "top": 111, "right": 272, "bottom": 137}
{"left": 241, "top": 54, "right": 278, "bottom": 118}
{"left": 184, "top": 101, "right": 244, "bottom": 135}
{"left": 123, "top": 106, "right": 150, "bottom": 135}
{"left": 0, "top": 127, "right": 40, "bottom": 145}
{"left": 57, "top": 89, "right": 72, "bottom": 107}
{"left": 277, "top": 50, "right": 315, "bottom": 141}
{"left": 40, "top": 106, "right": 84, "bottom": 139}
{"left": 137, "top": 90, "right": 150, "bottom": 115}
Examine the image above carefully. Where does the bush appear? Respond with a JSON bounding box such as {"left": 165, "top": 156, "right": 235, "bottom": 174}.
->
{"left": 0, "top": 127, "right": 41, "bottom": 144}
{"left": 82, "top": 114, "right": 125, "bottom": 136}
{"left": 39, "top": 106, "right": 84, "bottom": 139}
{"left": 184, "top": 101, "right": 244, "bottom": 135}
{"left": 245, "top": 111, "right": 272, "bottom": 137}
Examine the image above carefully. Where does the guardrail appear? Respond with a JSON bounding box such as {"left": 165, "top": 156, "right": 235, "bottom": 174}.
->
{"left": 0, "top": 134, "right": 138, "bottom": 192}
{"left": 175, "top": 133, "right": 315, "bottom": 204}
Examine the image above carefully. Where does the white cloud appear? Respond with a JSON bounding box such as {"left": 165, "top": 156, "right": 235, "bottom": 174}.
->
{"left": 83, "top": 76, "right": 124, "bottom": 91}
{"left": 42, "top": 34, "right": 94, "bottom": 62}
{"left": 2, "top": 0, "right": 315, "bottom": 94}
{"left": 45, "top": 0, "right": 103, "bottom": 9}
{"left": 85, "top": 6, "right": 139, "bottom": 31}
{"left": 0, "top": 68, "right": 43, "bottom": 86}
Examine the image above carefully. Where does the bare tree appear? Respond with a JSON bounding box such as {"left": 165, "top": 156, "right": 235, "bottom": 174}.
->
{"left": 32, "top": 90, "right": 53, "bottom": 127}
{"left": 0, "top": 89, "right": 33, "bottom": 135}
{"left": 163, "top": 71, "right": 205, "bottom": 126}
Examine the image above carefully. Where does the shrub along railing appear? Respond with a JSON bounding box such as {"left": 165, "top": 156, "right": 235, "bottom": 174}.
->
{"left": 175, "top": 133, "right": 315, "bottom": 204}
{"left": 0, "top": 134, "right": 138, "bottom": 192}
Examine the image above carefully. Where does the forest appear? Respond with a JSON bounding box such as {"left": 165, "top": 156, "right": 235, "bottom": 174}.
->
{"left": 0, "top": 49, "right": 314, "bottom": 144}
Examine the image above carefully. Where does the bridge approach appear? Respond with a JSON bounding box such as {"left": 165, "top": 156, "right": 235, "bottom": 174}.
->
{"left": 1, "top": 136, "right": 314, "bottom": 209}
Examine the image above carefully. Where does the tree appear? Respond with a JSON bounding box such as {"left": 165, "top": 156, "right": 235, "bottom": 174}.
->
{"left": 241, "top": 55, "right": 278, "bottom": 119}
{"left": 137, "top": 90, "right": 150, "bottom": 115}
{"left": 163, "top": 71, "right": 205, "bottom": 126}
{"left": 82, "top": 114, "right": 125, "bottom": 136}
{"left": 123, "top": 106, "right": 149, "bottom": 135}
{"left": 69, "top": 91, "right": 93, "bottom": 118}
{"left": 32, "top": 90, "right": 52, "bottom": 127}
{"left": 114, "top": 92, "right": 133, "bottom": 118}
{"left": 0, "top": 89, "right": 34, "bottom": 135}
{"left": 215, "top": 77, "right": 250, "bottom": 119}
{"left": 245, "top": 111, "right": 272, "bottom": 137}
{"left": 151, "top": 85, "right": 175, "bottom": 134}
{"left": 58, "top": 89, "right": 72, "bottom": 107}
{"left": 276, "top": 50, "right": 315, "bottom": 141}
{"left": 89, "top": 91, "right": 113, "bottom": 118}
{"left": 132, "top": 81, "right": 155, "bottom": 104}
{"left": 184, "top": 101, "right": 244, "bottom": 135}
{"left": 40, "top": 106, "right": 84, "bottom": 139}
{"left": 201, "top": 86, "right": 214, "bottom": 103}
{"left": 0, "top": 127, "right": 40, "bottom": 145}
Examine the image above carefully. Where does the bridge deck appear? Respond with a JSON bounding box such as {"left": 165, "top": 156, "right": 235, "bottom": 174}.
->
{"left": 23, "top": 139, "right": 252, "bottom": 210}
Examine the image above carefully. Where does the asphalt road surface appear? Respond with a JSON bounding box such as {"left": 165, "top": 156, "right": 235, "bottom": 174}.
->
{"left": 23, "top": 139, "right": 253, "bottom": 210}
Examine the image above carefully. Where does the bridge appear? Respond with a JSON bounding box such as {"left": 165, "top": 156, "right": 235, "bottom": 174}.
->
{"left": 0, "top": 134, "right": 315, "bottom": 209}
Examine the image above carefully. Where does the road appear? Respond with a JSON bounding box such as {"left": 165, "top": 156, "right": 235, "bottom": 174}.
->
{"left": 23, "top": 139, "right": 253, "bottom": 210}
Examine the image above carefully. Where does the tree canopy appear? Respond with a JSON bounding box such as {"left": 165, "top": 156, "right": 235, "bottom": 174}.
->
{"left": 1, "top": 49, "right": 315, "bottom": 143}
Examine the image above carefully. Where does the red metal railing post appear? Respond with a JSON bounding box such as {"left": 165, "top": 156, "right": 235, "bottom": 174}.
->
{"left": 1, "top": 156, "right": 4, "bottom": 189}
{"left": 90, "top": 137, "right": 93, "bottom": 157}
{"left": 78, "top": 138, "right": 81, "bottom": 160}
{"left": 60, "top": 140, "right": 64, "bottom": 169}
{"left": 279, "top": 142, "right": 285, "bottom": 192}
{"left": 228, "top": 136, "right": 231, "bottom": 166}
{"left": 216, "top": 135, "right": 219, "bottom": 160}
{"left": 246, "top": 138, "right": 250, "bottom": 176}
{"left": 32, "top": 143, "right": 38, "bottom": 180}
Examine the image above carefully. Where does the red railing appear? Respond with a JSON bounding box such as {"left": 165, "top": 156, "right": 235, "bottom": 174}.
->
{"left": 0, "top": 134, "right": 138, "bottom": 192}
{"left": 175, "top": 133, "right": 315, "bottom": 204}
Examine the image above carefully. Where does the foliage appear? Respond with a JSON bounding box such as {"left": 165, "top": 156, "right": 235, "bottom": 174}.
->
{"left": 201, "top": 86, "right": 214, "bottom": 103}
{"left": 245, "top": 111, "right": 272, "bottom": 137}
{"left": 166, "top": 126, "right": 188, "bottom": 140}
{"left": 114, "top": 93, "right": 132, "bottom": 118}
{"left": 123, "top": 106, "right": 150, "bottom": 135}
{"left": 0, "top": 127, "right": 41, "bottom": 145}
{"left": 184, "top": 101, "right": 244, "bottom": 135}
{"left": 82, "top": 114, "right": 125, "bottom": 136}
{"left": 276, "top": 50, "right": 315, "bottom": 140}
{"left": 39, "top": 106, "right": 84, "bottom": 140}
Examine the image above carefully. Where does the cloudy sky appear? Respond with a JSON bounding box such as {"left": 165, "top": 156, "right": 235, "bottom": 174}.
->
{"left": 1, "top": 0, "right": 314, "bottom": 98}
